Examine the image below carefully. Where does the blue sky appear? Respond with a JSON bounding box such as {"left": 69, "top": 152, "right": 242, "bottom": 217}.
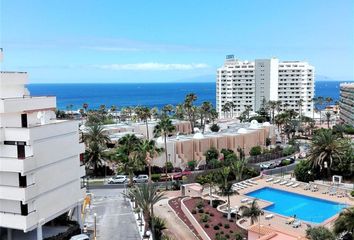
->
{"left": 0, "top": 0, "right": 353, "bottom": 83}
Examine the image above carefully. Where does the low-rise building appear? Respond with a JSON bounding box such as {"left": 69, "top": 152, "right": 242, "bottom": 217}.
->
{"left": 339, "top": 83, "right": 354, "bottom": 125}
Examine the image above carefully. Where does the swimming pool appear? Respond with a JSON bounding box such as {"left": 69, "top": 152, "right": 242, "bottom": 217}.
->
{"left": 246, "top": 187, "right": 347, "bottom": 223}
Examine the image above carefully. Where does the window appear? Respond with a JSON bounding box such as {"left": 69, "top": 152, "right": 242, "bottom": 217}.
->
{"left": 21, "top": 114, "right": 28, "bottom": 128}
{"left": 20, "top": 201, "right": 28, "bottom": 216}
{"left": 18, "top": 173, "right": 27, "bottom": 188}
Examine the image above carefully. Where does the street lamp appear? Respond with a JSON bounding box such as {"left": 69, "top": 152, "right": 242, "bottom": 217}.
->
{"left": 94, "top": 213, "right": 97, "bottom": 240}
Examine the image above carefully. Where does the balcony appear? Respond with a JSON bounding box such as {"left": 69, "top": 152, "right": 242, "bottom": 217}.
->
{"left": 1, "top": 120, "right": 78, "bottom": 143}
{"left": 0, "top": 156, "right": 35, "bottom": 174}
{"left": 0, "top": 210, "right": 38, "bottom": 232}
{"left": 0, "top": 184, "right": 37, "bottom": 202}
{"left": 0, "top": 96, "right": 56, "bottom": 113}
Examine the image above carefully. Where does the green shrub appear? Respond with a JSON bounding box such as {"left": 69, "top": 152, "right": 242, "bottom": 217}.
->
{"left": 282, "top": 145, "right": 296, "bottom": 156}
{"left": 210, "top": 124, "right": 220, "bottom": 132}
{"left": 249, "top": 146, "right": 262, "bottom": 156}
{"left": 187, "top": 160, "right": 197, "bottom": 170}
{"left": 151, "top": 173, "right": 161, "bottom": 182}
{"left": 210, "top": 212, "right": 214, "bottom": 216}
{"left": 225, "top": 234, "right": 230, "bottom": 239}
{"left": 224, "top": 223, "right": 230, "bottom": 229}
{"left": 196, "top": 199, "right": 204, "bottom": 209}
{"left": 191, "top": 209, "right": 197, "bottom": 214}
{"left": 204, "top": 223, "right": 209, "bottom": 228}
{"left": 218, "top": 222, "right": 222, "bottom": 226}
{"left": 201, "top": 213, "right": 209, "bottom": 222}
{"left": 351, "top": 191, "right": 354, "bottom": 197}
{"left": 294, "top": 160, "right": 314, "bottom": 183}
{"left": 198, "top": 208, "right": 204, "bottom": 213}
{"left": 213, "top": 225, "right": 220, "bottom": 230}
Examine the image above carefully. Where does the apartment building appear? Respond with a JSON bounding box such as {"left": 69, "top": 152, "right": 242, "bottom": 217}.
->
{"left": 339, "top": 83, "right": 354, "bottom": 125}
{"left": 0, "top": 49, "right": 85, "bottom": 240}
{"left": 216, "top": 55, "right": 315, "bottom": 117}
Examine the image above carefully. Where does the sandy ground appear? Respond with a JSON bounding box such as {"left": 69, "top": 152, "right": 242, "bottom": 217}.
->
{"left": 155, "top": 196, "right": 198, "bottom": 240}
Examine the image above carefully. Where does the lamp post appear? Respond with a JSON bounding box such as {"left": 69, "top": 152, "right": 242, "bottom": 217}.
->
{"left": 94, "top": 213, "right": 97, "bottom": 240}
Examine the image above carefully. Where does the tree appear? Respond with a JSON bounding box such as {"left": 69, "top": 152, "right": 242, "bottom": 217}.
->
{"left": 316, "top": 96, "right": 324, "bottom": 124}
{"left": 268, "top": 100, "right": 277, "bottom": 124}
{"left": 199, "top": 101, "right": 212, "bottom": 133}
{"left": 221, "top": 104, "right": 230, "bottom": 118}
{"left": 84, "top": 124, "right": 110, "bottom": 147}
{"left": 325, "top": 97, "right": 333, "bottom": 107}
{"left": 231, "top": 158, "right": 247, "bottom": 182}
{"left": 204, "top": 148, "right": 219, "bottom": 166}
{"left": 210, "top": 108, "right": 218, "bottom": 124}
{"left": 210, "top": 123, "right": 220, "bottom": 132}
{"left": 240, "top": 200, "right": 263, "bottom": 225}
{"left": 82, "top": 103, "right": 89, "bottom": 113}
{"left": 138, "top": 139, "right": 163, "bottom": 183}
{"left": 136, "top": 106, "right": 152, "bottom": 139}
{"left": 184, "top": 93, "right": 197, "bottom": 132}
{"left": 152, "top": 216, "right": 167, "bottom": 240}
{"left": 218, "top": 167, "right": 238, "bottom": 220}
{"left": 294, "top": 160, "right": 314, "bottom": 182}
{"left": 325, "top": 111, "right": 331, "bottom": 129}
{"left": 115, "top": 134, "right": 142, "bottom": 185}
{"left": 249, "top": 146, "right": 262, "bottom": 156}
{"left": 154, "top": 115, "right": 176, "bottom": 190}
{"left": 125, "top": 184, "right": 166, "bottom": 237}
{"left": 307, "top": 129, "right": 348, "bottom": 177}
{"left": 85, "top": 141, "right": 106, "bottom": 175}
{"left": 244, "top": 105, "right": 252, "bottom": 121}
{"left": 333, "top": 207, "right": 354, "bottom": 238}
{"left": 306, "top": 226, "right": 335, "bottom": 240}
{"left": 162, "top": 104, "right": 174, "bottom": 115}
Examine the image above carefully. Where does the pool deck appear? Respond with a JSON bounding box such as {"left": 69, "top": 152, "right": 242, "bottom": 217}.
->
{"left": 212, "top": 176, "right": 354, "bottom": 238}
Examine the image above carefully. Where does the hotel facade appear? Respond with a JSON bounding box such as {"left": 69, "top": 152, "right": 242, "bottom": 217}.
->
{"left": 0, "top": 50, "right": 85, "bottom": 239}
{"left": 339, "top": 82, "right": 354, "bottom": 126}
{"left": 216, "top": 55, "right": 315, "bottom": 117}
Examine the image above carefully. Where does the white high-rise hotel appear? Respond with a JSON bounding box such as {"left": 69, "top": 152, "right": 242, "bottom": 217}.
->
{"left": 0, "top": 49, "right": 85, "bottom": 239}
{"left": 216, "top": 55, "right": 315, "bottom": 117}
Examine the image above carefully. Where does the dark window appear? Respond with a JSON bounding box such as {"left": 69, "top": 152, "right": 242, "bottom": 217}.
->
{"left": 20, "top": 202, "right": 28, "bottom": 216}
{"left": 4, "top": 141, "right": 16, "bottom": 145}
{"left": 17, "top": 145, "right": 26, "bottom": 159}
{"left": 18, "top": 173, "right": 27, "bottom": 188}
{"left": 21, "top": 114, "right": 28, "bottom": 128}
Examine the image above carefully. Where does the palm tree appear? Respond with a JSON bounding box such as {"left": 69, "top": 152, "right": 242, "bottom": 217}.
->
{"left": 240, "top": 200, "right": 263, "bottom": 225}
{"left": 184, "top": 93, "right": 197, "bottom": 132}
{"left": 296, "top": 99, "right": 304, "bottom": 120}
{"left": 221, "top": 104, "right": 230, "bottom": 118}
{"left": 231, "top": 158, "right": 247, "bottom": 182}
{"left": 311, "top": 97, "right": 317, "bottom": 121}
{"left": 275, "top": 100, "right": 282, "bottom": 114}
{"left": 317, "top": 96, "right": 324, "bottom": 124}
{"left": 125, "top": 184, "right": 166, "bottom": 237}
{"left": 136, "top": 106, "right": 152, "bottom": 139}
{"left": 325, "top": 97, "right": 333, "bottom": 107}
{"left": 151, "top": 107, "right": 159, "bottom": 120}
{"left": 115, "top": 134, "right": 142, "bottom": 185}
{"left": 84, "top": 124, "right": 110, "bottom": 147}
{"left": 174, "top": 104, "right": 185, "bottom": 120}
{"left": 138, "top": 139, "right": 163, "bottom": 183}
{"left": 83, "top": 103, "right": 89, "bottom": 113}
{"left": 268, "top": 100, "right": 277, "bottom": 123}
{"left": 152, "top": 216, "right": 167, "bottom": 240}
{"left": 244, "top": 105, "right": 252, "bottom": 121}
{"left": 228, "top": 101, "right": 236, "bottom": 118}
{"left": 307, "top": 129, "right": 347, "bottom": 177}
{"left": 333, "top": 207, "right": 354, "bottom": 238}
{"left": 85, "top": 141, "right": 106, "bottom": 175}
{"left": 325, "top": 111, "right": 332, "bottom": 128}
{"left": 306, "top": 226, "right": 335, "bottom": 240}
{"left": 162, "top": 104, "right": 174, "bottom": 115}
{"left": 218, "top": 167, "right": 238, "bottom": 220}
{"left": 199, "top": 101, "right": 212, "bottom": 133}
{"left": 154, "top": 115, "right": 176, "bottom": 190}
{"left": 210, "top": 108, "right": 218, "bottom": 124}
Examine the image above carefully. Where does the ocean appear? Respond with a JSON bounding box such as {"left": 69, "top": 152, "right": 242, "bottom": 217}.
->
{"left": 27, "top": 81, "right": 352, "bottom": 110}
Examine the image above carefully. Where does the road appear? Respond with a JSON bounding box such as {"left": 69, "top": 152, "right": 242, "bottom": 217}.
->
{"left": 84, "top": 188, "right": 140, "bottom": 240}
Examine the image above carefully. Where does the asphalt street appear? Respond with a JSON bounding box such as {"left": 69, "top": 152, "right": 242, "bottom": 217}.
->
{"left": 84, "top": 188, "right": 140, "bottom": 240}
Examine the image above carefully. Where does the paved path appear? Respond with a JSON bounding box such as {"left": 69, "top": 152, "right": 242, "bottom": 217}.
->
{"left": 155, "top": 198, "right": 198, "bottom": 240}
{"left": 85, "top": 189, "right": 140, "bottom": 240}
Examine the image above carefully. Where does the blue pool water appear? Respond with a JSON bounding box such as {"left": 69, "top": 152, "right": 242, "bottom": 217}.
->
{"left": 246, "top": 187, "right": 347, "bottom": 223}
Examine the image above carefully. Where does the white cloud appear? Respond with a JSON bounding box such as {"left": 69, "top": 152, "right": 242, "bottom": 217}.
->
{"left": 94, "top": 63, "right": 210, "bottom": 71}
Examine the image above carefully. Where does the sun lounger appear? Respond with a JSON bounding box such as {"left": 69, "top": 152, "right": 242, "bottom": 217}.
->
{"left": 241, "top": 198, "right": 249, "bottom": 203}
{"left": 292, "top": 220, "right": 301, "bottom": 228}
{"left": 248, "top": 180, "right": 258, "bottom": 185}
{"left": 265, "top": 214, "right": 274, "bottom": 220}
{"left": 266, "top": 178, "right": 274, "bottom": 182}
{"left": 322, "top": 188, "right": 329, "bottom": 194}
{"left": 303, "top": 184, "right": 310, "bottom": 190}
{"left": 329, "top": 189, "right": 337, "bottom": 196}
{"left": 285, "top": 182, "right": 293, "bottom": 187}
{"left": 247, "top": 200, "right": 253, "bottom": 205}
{"left": 292, "top": 183, "right": 300, "bottom": 188}
{"left": 280, "top": 180, "right": 288, "bottom": 185}
{"left": 311, "top": 185, "right": 319, "bottom": 192}
{"left": 286, "top": 217, "right": 295, "bottom": 224}
{"left": 273, "top": 179, "right": 281, "bottom": 184}
{"left": 337, "top": 192, "right": 346, "bottom": 198}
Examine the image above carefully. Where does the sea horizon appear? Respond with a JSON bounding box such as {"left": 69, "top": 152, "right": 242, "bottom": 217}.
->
{"left": 28, "top": 80, "right": 353, "bottom": 110}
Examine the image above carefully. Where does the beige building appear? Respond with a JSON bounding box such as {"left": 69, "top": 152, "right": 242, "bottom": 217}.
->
{"left": 339, "top": 83, "right": 354, "bottom": 125}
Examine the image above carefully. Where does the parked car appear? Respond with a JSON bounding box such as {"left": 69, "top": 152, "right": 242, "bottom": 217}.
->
{"left": 171, "top": 170, "right": 192, "bottom": 180}
{"left": 260, "top": 162, "right": 276, "bottom": 170}
{"left": 108, "top": 175, "right": 128, "bottom": 184}
{"left": 70, "top": 234, "right": 89, "bottom": 240}
{"left": 133, "top": 174, "right": 149, "bottom": 183}
{"left": 159, "top": 173, "right": 172, "bottom": 182}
